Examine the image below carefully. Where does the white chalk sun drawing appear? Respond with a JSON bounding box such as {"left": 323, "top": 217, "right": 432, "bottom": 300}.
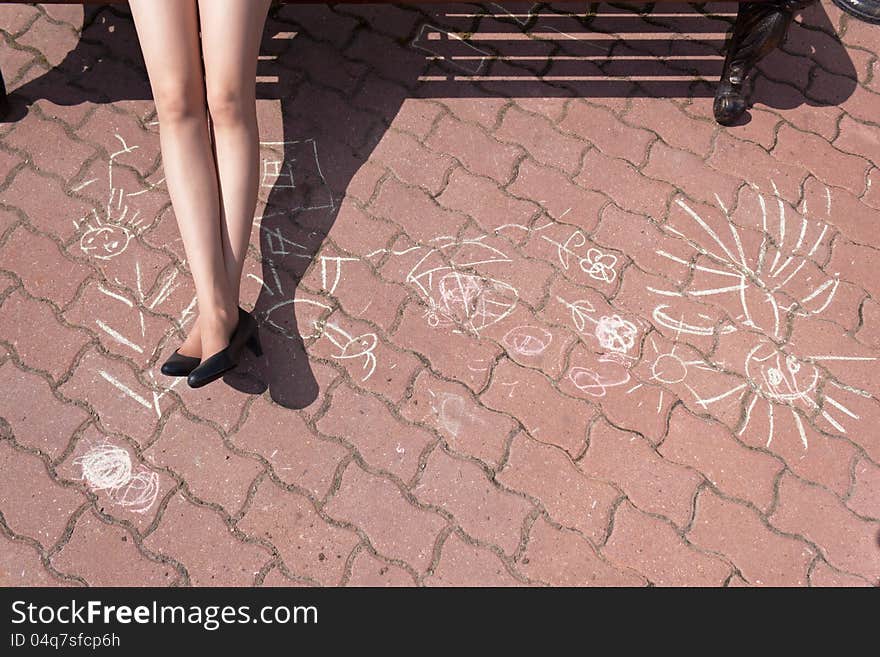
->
{"left": 625, "top": 333, "right": 717, "bottom": 413}
{"left": 643, "top": 180, "right": 876, "bottom": 448}
{"left": 697, "top": 340, "right": 871, "bottom": 449}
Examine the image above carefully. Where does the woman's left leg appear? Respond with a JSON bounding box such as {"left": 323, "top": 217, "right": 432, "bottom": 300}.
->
{"left": 185, "top": 0, "right": 272, "bottom": 351}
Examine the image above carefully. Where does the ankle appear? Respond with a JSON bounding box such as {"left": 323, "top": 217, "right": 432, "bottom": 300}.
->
{"left": 201, "top": 302, "right": 237, "bottom": 324}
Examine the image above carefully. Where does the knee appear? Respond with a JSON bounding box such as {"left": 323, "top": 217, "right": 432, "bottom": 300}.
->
{"left": 152, "top": 80, "right": 207, "bottom": 124}
{"left": 206, "top": 85, "right": 253, "bottom": 127}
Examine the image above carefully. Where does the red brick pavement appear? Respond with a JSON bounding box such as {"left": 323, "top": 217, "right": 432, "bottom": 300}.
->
{"left": 0, "top": 2, "right": 878, "bottom": 587}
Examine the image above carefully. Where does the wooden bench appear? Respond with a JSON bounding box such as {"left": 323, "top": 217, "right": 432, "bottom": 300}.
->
{"left": 0, "top": 0, "right": 867, "bottom": 125}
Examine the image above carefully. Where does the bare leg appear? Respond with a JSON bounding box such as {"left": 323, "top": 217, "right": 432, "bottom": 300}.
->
{"left": 178, "top": 0, "right": 271, "bottom": 357}
{"left": 128, "top": 0, "right": 237, "bottom": 360}
{"left": 199, "top": 0, "right": 272, "bottom": 303}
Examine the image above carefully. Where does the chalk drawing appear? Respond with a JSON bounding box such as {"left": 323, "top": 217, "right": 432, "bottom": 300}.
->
{"left": 321, "top": 322, "right": 378, "bottom": 381}
{"left": 427, "top": 389, "right": 483, "bottom": 437}
{"left": 73, "top": 442, "right": 159, "bottom": 514}
{"left": 487, "top": 2, "right": 541, "bottom": 26}
{"left": 259, "top": 139, "right": 335, "bottom": 212}
{"left": 412, "top": 24, "right": 492, "bottom": 75}
{"left": 321, "top": 256, "right": 359, "bottom": 295}
{"left": 502, "top": 325, "right": 553, "bottom": 356}
{"left": 94, "top": 262, "right": 181, "bottom": 378}
{"left": 556, "top": 295, "right": 638, "bottom": 355}
{"left": 264, "top": 297, "right": 333, "bottom": 341}
{"left": 594, "top": 315, "right": 638, "bottom": 354}
{"left": 650, "top": 182, "right": 839, "bottom": 339}
{"left": 687, "top": 340, "right": 876, "bottom": 449}
{"left": 568, "top": 353, "right": 632, "bottom": 398}
{"left": 260, "top": 224, "right": 313, "bottom": 259}
{"left": 261, "top": 159, "right": 295, "bottom": 188}
{"left": 542, "top": 230, "right": 619, "bottom": 283}
{"left": 405, "top": 238, "right": 519, "bottom": 336}
{"left": 651, "top": 305, "right": 737, "bottom": 337}
{"left": 632, "top": 333, "right": 713, "bottom": 413}
{"left": 75, "top": 134, "right": 160, "bottom": 260}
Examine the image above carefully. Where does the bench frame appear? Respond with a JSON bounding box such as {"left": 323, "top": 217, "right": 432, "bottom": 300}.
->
{"left": 0, "top": 0, "right": 817, "bottom": 125}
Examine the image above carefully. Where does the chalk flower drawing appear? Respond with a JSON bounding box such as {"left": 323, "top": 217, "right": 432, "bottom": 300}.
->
{"left": 542, "top": 230, "right": 619, "bottom": 283}
{"left": 556, "top": 295, "right": 640, "bottom": 355}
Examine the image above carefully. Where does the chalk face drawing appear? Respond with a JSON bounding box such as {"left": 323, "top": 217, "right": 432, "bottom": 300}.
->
{"left": 726, "top": 340, "right": 867, "bottom": 449}
{"left": 74, "top": 442, "right": 159, "bottom": 514}
{"left": 76, "top": 134, "right": 160, "bottom": 260}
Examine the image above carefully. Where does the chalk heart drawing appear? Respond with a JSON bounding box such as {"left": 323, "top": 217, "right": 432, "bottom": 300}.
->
{"left": 73, "top": 442, "right": 159, "bottom": 514}
{"left": 502, "top": 325, "right": 553, "bottom": 357}
{"left": 406, "top": 237, "right": 519, "bottom": 335}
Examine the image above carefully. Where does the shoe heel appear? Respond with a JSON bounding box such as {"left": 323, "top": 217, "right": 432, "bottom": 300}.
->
{"left": 246, "top": 328, "right": 263, "bottom": 357}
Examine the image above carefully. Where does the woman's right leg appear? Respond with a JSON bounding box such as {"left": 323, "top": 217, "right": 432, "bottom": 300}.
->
{"left": 128, "top": 0, "right": 238, "bottom": 360}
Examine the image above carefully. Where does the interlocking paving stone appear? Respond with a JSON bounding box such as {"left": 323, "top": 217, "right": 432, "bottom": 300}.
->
{"left": 1, "top": 1, "right": 879, "bottom": 587}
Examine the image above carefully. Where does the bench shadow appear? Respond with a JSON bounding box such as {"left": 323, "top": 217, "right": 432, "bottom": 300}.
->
{"left": 1, "top": 2, "right": 857, "bottom": 408}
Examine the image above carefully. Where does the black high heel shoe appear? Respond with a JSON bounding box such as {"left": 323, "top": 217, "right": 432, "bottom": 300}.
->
{"left": 160, "top": 348, "right": 200, "bottom": 377}
{"left": 186, "top": 307, "right": 262, "bottom": 389}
